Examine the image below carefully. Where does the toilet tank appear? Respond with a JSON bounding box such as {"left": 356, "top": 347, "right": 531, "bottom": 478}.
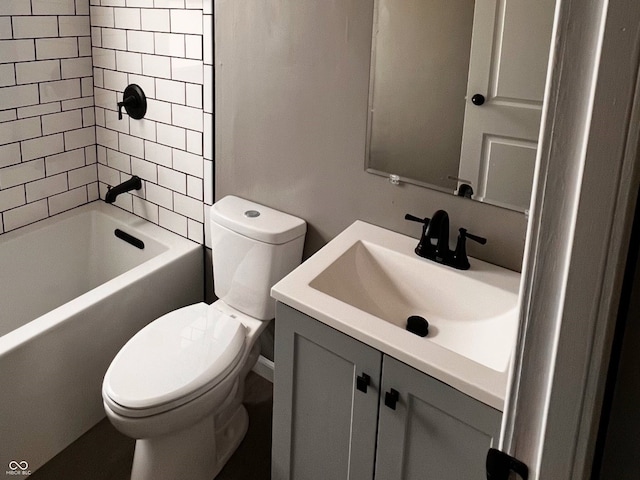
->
{"left": 210, "top": 196, "right": 306, "bottom": 320}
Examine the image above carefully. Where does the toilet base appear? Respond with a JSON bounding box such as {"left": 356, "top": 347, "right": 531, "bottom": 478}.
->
{"left": 212, "top": 404, "right": 250, "bottom": 476}
{"left": 130, "top": 405, "right": 249, "bottom": 480}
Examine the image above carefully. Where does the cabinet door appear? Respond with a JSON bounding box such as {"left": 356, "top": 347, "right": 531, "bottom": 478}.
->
{"left": 375, "top": 356, "right": 501, "bottom": 479}
{"left": 272, "top": 303, "right": 382, "bottom": 480}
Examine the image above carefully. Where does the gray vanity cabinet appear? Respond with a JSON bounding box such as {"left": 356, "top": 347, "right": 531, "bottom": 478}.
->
{"left": 272, "top": 303, "right": 501, "bottom": 480}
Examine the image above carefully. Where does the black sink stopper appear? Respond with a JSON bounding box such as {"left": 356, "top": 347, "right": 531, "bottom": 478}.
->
{"left": 406, "top": 316, "right": 429, "bottom": 337}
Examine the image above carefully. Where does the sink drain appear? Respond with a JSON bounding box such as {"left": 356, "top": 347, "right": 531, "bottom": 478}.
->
{"left": 406, "top": 315, "right": 429, "bottom": 337}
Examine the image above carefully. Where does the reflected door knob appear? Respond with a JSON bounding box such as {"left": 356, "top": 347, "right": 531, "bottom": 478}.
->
{"left": 471, "top": 94, "right": 485, "bottom": 106}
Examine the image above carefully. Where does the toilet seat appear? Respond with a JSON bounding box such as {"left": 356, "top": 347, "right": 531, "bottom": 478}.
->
{"left": 103, "top": 303, "right": 246, "bottom": 418}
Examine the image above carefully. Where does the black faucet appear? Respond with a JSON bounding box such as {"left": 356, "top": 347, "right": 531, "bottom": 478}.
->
{"left": 405, "top": 210, "right": 487, "bottom": 270}
{"left": 105, "top": 176, "right": 142, "bottom": 204}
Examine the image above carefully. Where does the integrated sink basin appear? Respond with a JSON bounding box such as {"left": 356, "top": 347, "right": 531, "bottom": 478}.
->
{"left": 271, "top": 220, "right": 521, "bottom": 409}
{"left": 309, "top": 239, "right": 518, "bottom": 372}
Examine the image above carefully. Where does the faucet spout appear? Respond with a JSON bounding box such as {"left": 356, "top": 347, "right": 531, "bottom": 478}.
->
{"left": 423, "top": 210, "right": 450, "bottom": 260}
{"left": 105, "top": 176, "right": 142, "bottom": 204}
{"left": 405, "top": 209, "right": 486, "bottom": 270}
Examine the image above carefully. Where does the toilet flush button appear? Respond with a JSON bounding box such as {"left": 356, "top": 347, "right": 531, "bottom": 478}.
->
{"left": 244, "top": 210, "right": 260, "bottom": 218}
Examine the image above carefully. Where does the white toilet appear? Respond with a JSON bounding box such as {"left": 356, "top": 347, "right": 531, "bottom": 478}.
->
{"left": 102, "top": 196, "right": 306, "bottom": 480}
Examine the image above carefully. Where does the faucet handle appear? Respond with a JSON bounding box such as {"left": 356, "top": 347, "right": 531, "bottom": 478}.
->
{"left": 117, "top": 84, "right": 147, "bottom": 121}
{"left": 405, "top": 213, "right": 429, "bottom": 224}
{"left": 461, "top": 228, "right": 487, "bottom": 245}
{"left": 117, "top": 96, "right": 135, "bottom": 120}
{"left": 452, "top": 228, "right": 487, "bottom": 270}
{"left": 406, "top": 213, "right": 433, "bottom": 259}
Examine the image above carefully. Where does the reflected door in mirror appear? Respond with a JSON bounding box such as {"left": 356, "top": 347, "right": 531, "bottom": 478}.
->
{"left": 458, "top": 0, "right": 555, "bottom": 211}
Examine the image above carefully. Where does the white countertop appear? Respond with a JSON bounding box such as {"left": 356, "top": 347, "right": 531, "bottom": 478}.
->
{"left": 271, "top": 220, "right": 521, "bottom": 410}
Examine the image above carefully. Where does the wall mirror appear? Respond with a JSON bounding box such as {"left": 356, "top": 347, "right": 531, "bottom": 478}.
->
{"left": 365, "top": 0, "right": 555, "bottom": 212}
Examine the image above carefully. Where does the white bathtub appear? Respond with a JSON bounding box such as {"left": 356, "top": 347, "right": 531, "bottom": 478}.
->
{"left": 0, "top": 202, "right": 203, "bottom": 473}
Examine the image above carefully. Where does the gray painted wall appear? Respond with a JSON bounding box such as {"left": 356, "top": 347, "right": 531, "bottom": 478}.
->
{"left": 214, "top": 0, "right": 527, "bottom": 272}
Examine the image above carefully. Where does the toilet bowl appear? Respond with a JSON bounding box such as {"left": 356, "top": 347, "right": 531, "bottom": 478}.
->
{"left": 102, "top": 196, "right": 306, "bottom": 480}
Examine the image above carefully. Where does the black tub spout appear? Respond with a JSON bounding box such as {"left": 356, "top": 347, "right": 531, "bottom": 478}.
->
{"left": 105, "top": 176, "right": 142, "bottom": 204}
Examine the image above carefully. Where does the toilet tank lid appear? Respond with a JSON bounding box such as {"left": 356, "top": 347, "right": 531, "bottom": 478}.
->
{"left": 211, "top": 196, "right": 306, "bottom": 245}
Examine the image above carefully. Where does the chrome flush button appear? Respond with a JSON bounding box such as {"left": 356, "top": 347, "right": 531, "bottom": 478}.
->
{"left": 244, "top": 210, "right": 260, "bottom": 218}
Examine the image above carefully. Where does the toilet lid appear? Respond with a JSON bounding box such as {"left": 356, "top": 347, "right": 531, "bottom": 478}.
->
{"left": 104, "top": 303, "right": 246, "bottom": 411}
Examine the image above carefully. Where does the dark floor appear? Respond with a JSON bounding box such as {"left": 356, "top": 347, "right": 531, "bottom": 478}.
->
{"left": 29, "top": 372, "right": 273, "bottom": 480}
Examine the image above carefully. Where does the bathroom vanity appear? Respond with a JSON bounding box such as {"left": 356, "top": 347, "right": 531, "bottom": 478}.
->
{"left": 272, "top": 303, "right": 500, "bottom": 479}
{"left": 270, "top": 220, "right": 521, "bottom": 479}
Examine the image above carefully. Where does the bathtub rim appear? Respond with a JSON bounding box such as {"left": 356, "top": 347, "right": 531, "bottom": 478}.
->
{"left": 0, "top": 201, "right": 202, "bottom": 356}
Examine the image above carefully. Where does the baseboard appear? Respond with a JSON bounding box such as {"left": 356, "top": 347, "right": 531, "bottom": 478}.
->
{"left": 251, "top": 354, "right": 274, "bottom": 383}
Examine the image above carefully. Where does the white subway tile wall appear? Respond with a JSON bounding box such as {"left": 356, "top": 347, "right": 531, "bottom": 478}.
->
{"left": 0, "top": 0, "right": 98, "bottom": 235}
{"left": 0, "top": 0, "right": 213, "bottom": 241}
{"left": 91, "top": 0, "right": 212, "bottom": 242}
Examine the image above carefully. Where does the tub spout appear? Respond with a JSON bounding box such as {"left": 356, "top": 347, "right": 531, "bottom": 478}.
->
{"left": 105, "top": 176, "right": 142, "bottom": 204}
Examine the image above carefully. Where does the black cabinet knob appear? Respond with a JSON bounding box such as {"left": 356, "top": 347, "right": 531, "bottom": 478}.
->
{"left": 356, "top": 373, "right": 371, "bottom": 393}
{"left": 384, "top": 389, "right": 399, "bottom": 410}
{"left": 471, "top": 93, "right": 486, "bottom": 106}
